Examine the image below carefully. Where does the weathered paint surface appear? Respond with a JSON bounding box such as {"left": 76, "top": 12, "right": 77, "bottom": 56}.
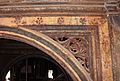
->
{"left": 0, "top": 16, "right": 113, "bottom": 81}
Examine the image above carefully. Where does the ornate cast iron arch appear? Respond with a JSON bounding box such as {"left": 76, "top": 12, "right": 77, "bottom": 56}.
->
{"left": 0, "top": 26, "right": 92, "bottom": 81}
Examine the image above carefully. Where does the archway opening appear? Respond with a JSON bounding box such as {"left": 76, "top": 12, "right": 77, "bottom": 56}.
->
{"left": 0, "top": 38, "right": 73, "bottom": 81}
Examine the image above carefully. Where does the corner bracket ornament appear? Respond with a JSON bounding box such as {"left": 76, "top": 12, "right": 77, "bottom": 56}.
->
{"left": 53, "top": 36, "right": 90, "bottom": 73}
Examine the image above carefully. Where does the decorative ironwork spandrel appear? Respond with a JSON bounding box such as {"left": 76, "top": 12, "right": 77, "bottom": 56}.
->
{"left": 53, "top": 36, "right": 90, "bottom": 73}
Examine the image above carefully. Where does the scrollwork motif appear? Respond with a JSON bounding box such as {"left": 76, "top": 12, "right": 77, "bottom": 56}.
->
{"left": 53, "top": 36, "right": 90, "bottom": 73}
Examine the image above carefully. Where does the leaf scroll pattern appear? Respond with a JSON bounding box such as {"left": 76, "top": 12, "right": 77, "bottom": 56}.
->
{"left": 53, "top": 36, "right": 90, "bottom": 73}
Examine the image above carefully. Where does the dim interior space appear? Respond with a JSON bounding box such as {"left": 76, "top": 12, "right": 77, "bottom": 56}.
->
{"left": 0, "top": 38, "right": 73, "bottom": 81}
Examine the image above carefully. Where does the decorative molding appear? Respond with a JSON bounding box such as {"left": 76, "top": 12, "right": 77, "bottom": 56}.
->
{"left": 19, "top": 25, "right": 100, "bottom": 81}
{"left": 105, "top": 0, "right": 119, "bottom": 14}
{"left": 0, "top": 0, "right": 106, "bottom": 3}
{"left": 0, "top": 26, "right": 93, "bottom": 81}
{"left": 0, "top": 15, "right": 113, "bottom": 81}
{"left": 0, "top": 0, "right": 119, "bottom": 17}
{"left": 0, "top": 16, "right": 106, "bottom": 26}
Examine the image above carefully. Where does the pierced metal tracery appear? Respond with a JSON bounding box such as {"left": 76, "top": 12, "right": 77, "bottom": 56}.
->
{"left": 52, "top": 36, "right": 90, "bottom": 73}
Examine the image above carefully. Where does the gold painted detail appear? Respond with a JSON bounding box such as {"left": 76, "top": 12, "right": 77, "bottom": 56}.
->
{"left": 0, "top": 16, "right": 106, "bottom": 26}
